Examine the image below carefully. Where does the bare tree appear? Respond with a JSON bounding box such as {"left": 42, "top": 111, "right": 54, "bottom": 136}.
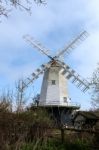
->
{"left": 0, "top": 89, "right": 13, "bottom": 112}
{"left": 15, "top": 79, "right": 26, "bottom": 112}
{"left": 32, "top": 93, "right": 40, "bottom": 106}
{"left": 91, "top": 63, "right": 99, "bottom": 109}
{"left": 0, "top": 0, "right": 46, "bottom": 18}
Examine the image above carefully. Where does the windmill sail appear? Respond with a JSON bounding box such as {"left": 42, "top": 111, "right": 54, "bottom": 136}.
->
{"left": 23, "top": 35, "right": 53, "bottom": 59}
{"left": 55, "top": 31, "right": 89, "bottom": 59}
{"left": 58, "top": 61, "right": 90, "bottom": 92}
{"left": 19, "top": 61, "right": 51, "bottom": 91}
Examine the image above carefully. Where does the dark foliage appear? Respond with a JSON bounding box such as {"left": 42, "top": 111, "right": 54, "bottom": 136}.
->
{"left": 0, "top": 105, "right": 52, "bottom": 149}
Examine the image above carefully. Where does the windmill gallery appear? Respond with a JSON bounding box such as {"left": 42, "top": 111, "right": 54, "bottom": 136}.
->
{"left": 18, "top": 31, "right": 90, "bottom": 127}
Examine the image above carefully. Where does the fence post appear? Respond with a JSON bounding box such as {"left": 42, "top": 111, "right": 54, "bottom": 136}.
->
{"left": 61, "top": 128, "right": 64, "bottom": 143}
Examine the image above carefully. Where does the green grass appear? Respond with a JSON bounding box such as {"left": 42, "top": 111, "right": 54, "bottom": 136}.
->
{"left": 20, "top": 138, "right": 91, "bottom": 150}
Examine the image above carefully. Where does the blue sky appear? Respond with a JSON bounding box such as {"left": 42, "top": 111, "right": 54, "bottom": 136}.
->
{"left": 0, "top": 0, "right": 99, "bottom": 110}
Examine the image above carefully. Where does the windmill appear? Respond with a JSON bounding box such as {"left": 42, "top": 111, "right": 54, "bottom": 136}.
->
{"left": 20, "top": 31, "right": 89, "bottom": 105}
{"left": 19, "top": 31, "right": 90, "bottom": 125}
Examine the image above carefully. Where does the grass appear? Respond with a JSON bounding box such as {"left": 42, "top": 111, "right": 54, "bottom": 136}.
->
{"left": 20, "top": 138, "right": 91, "bottom": 150}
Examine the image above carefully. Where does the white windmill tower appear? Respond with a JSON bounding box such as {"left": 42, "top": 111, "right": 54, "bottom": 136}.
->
{"left": 19, "top": 30, "right": 90, "bottom": 109}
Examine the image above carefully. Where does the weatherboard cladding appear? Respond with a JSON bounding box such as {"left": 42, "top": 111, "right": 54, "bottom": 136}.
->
{"left": 39, "top": 63, "right": 69, "bottom": 106}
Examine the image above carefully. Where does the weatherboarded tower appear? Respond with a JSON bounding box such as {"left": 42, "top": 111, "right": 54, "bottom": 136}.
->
{"left": 40, "top": 61, "right": 70, "bottom": 106}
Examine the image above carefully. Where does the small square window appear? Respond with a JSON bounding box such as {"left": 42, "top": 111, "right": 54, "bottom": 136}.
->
{"left": 63, "top": 97, "right": 67, "bottom": 103}
{"left": 52, "top": 80, "right": 56, "bottom": 85}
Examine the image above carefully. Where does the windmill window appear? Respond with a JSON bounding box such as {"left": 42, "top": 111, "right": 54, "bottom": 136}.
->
{"left": 63, "top": 97, "right": 67, "bottom": 103}
{"left": 52, "top": 80, "right": 56, "bottom": 85}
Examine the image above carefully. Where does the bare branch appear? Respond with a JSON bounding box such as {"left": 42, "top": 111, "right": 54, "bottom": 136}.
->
{"left": 0, "top": 4, "right": 10, "bottom": 17}
{"left": 90, "top": 63, "right": 99, "bottom": 109}
{"left": 0, "top": 0, "right": 46, "bottom": 19}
